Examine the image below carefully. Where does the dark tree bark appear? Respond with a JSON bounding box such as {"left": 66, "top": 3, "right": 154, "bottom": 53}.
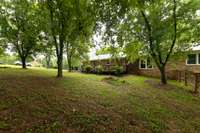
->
{"left": 47, "top": 0, "right": 64, "bottom": 78}
{"left": 46, "top": 55, "right": 51, "bottom": 68}
{"left": 57, "top": 54, "right": 63, "bottom": 77}
{"left": 159, "top": 66, "right": 167, "bottom": 84}
{"left": 14, "top": 41, "right": 28, "bottom": 69}
{"left": 56, "top": 36, "right": 64, "bottom": 77}
{"left": 21, "top": 56, "right": 27, "bottom": 69}
{"left": 66, "top": 43, "right": 73, "bottom": 72}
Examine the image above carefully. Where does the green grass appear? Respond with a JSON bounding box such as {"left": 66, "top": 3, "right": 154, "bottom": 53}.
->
{"left": 0, "top": 66, "right": 200, "bottom": 133}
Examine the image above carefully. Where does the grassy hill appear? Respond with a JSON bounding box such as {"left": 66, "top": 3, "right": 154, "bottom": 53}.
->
{"left": 0, "top": 67, "right": 200, "bottom": 133}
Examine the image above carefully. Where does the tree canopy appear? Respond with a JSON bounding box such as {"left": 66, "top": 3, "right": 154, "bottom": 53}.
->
{"left": 96, "top": 0, "right": 200, "bottom": 84}
{"left": 0, "top": 0, "right": 42, "bottom": 68}
{"left": 0, "top": 0, "right": 199, "bottom": 84}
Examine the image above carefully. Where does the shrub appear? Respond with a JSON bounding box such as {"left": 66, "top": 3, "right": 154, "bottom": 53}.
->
{"left": 83, "top": 65, "right": 93, "bottom": 73}
{"left": 95, "top": 65, "right": 103, "bottom": 74}
{"left": 111, "top": 66, "right": 124, "bottom": 75}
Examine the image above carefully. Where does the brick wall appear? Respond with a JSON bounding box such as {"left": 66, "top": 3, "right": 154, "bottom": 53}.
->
{"left": 137, "top": 59, "right": 200, "bottom": 80}
{"left": 87, "top": 57, "right": 200, "bottom": 80}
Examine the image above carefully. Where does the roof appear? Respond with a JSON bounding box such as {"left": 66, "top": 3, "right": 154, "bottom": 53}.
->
{"left": 89, "top": 45, "right": 200, "bottom": 61}
{"left": 191, "top": 45, "right": 200, "bottom": 51}
{"left": 89, "top": 54, "right": 111, "bottom": 61}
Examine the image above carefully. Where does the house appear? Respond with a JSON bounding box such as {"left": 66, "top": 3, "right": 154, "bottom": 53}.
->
{"left": 86, "top": 46, "right": 200, "bottom": 79}
{"left": 89, "top": 54, "right": 127, "bottom": 73}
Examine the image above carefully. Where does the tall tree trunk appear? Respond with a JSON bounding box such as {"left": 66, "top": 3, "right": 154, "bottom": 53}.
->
{"left": 21, "top": 56, "right": 26, "bottom": 69}
{"left": 57, "top": 54, "right": 63, "bottom": 77}
{"left": 46, "top": 55, "right": 51, "bottom": 68}
{"left": 159, "top": 65, "right": 167, "bottom": 85}
{"left": 56, "top": 34, "right": 64, "bottom": 77}
{"left": 67, "top": 57, "right": 72, "bottom": 72}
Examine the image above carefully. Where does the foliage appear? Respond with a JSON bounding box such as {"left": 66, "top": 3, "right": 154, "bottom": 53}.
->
{"left": 97, "top": 0, "right": 200, "bottom": 84}
{"left": 39, "top": 0, "right": 96, "bottom": 76}
{"left": 83, "top": 65, "right": 93, "bottom": 73}
{"left": 0, "top": 0, "right": 42, "bottom": 68}
{"left": 64, "top": 0, "right": 95, "bottom": 72}
{"left": 0, "top": 47, "right": 4, "bottom": 55}
{"left": 66, "top": 40, "right": 91, "bottom": 72}
{"left": 125, "top": 0, "right": 199, "bottom": 84}
{"left": 0, "top": 54, "right": 18, "bottom": 64}
{"left": 95, "top": 65, "right": 103, "bottom": 74}
{"left": 110, "top": 65, "right": 124, "bottom": 75}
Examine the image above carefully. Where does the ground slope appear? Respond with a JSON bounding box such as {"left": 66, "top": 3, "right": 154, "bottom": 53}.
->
{"left": 0, "top": 67, "right": 200, "bottom": 133}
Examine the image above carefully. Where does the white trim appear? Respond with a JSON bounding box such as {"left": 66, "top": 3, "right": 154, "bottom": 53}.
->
{"left": 139, "top": 60, "right": 146, "bottom": 69}
{"left": 139, "top": 59, "right": 154, "bottom": 69}
{"left": 186, "top": 53, "right": 200, "bottom": 65}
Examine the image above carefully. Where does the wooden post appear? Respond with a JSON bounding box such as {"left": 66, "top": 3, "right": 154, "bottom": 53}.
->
{"left": 176, "top": 70, "right": 179, "bottom": 81}
{"left": 184, "top": 70, "right": 187, "bottom": 86}
{"left": 194, "top": 73, "right": 199, "bottom": 93}
{"left": 179, "top": 71, "right": 181, "bottom": 82}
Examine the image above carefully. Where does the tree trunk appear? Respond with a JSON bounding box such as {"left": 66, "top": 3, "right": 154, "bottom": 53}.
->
{"left": 67, "top": 57, "right": 72, "bottom": 72}
{"left": 159, "top": 66, "right": 167, "bottom": 85}
{"left": 21, "top": 57, "right": 26, "bottom": 69}
{"left": 57, "top": 55, "right": 63, "bottom": 77}
{"left": 46, "top": 55, "right": 51, "bottom": 68}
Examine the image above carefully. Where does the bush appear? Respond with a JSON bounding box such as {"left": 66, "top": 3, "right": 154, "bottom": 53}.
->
{"left": 83, "top": 65, "right": 93, "bottom": 73}
{"left": 111, "top": 66, "right": 124, "bottom": 75}
{"left": 95, "top": 65, "right": 103, "bottom": 74}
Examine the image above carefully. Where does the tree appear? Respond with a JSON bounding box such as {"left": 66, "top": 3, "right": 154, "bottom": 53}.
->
{"left": 95, "top": 0, "right": 199, "bottom": 84}
{"left": 42, "top": 0, "right": 95, "bottom": 77}
{"left": 65, "top": 0, "right": 94, "bottom": 72}
{"left": 124, "top": 0, "right": 200, "bottom": 84}
{"left": 66, "top": 40, "right": 91, "bottom": 72}
{"left": 134, "top": 0, "right": 177, "bottom": 84}
{"left": 43, "top": 0, "right": 79, "bottom": 77}
{"left": 0, "top": 0, "right": 41, "bottom": 69}
{"left": 38, "top": 32, "right": 55, "bottom": 68}
{"left": 93, "top": 0, "right": 128, "bottom": 65}
{"left": 0, "top": 2, "right": 7, "bottom": 56}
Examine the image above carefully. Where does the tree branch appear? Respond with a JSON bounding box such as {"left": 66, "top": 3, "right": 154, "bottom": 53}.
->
{"left": 164, "top": 0, "right": 177, "bottom": 64}
{"left": 140, "top": 10, "right": 161, "bottom": 68}
{"left": 47, "top": 0, "right": 59, "bottom": 57}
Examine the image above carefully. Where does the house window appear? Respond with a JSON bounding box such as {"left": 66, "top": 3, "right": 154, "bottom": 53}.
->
{"left": 139, "top": 58, "right": 153, "bottom": 69}
{"left": 199, "top": 54, "right": 200, "bottom": 64}
{"left": 140, "top": 60, "right": 146, "bottom": 69}
{"left": 187, "top": 54, "right": 197, "bottom": 65}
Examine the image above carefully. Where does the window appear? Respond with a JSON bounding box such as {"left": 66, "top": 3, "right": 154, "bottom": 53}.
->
{"left": 199, "top": 54, "right": 200, "bottom": 64}
{"left": 140, "top": 60, "right": 146, "bottom": 69}
{"left": 187, "top": 54, "right": 197, "bottom": 64}
{"left": 139, "top": 58, "right": 153, "bottom": 69}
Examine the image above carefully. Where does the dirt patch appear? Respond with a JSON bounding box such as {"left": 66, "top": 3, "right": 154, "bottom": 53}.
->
{"left": 102, "top": 76, "right": 127, "bottom": 86}
{"left": 145, "top": 80, "right": 176, "bottom": 90}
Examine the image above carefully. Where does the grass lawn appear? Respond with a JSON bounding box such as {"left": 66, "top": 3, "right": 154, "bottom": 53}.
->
{"left": 0, "top": 66, "right": 200, "bottom": 133}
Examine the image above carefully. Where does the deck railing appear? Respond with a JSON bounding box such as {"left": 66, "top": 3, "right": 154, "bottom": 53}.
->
{"left": 176, "top": 70, "right": 200, "bottom": 93}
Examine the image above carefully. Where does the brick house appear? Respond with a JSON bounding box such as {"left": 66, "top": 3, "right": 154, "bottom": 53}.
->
{"left": 87, "top": 46, "right": 200, "bottom": 79}
{"left": 89, "top": 54, "right": 127, "bottom": 73}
